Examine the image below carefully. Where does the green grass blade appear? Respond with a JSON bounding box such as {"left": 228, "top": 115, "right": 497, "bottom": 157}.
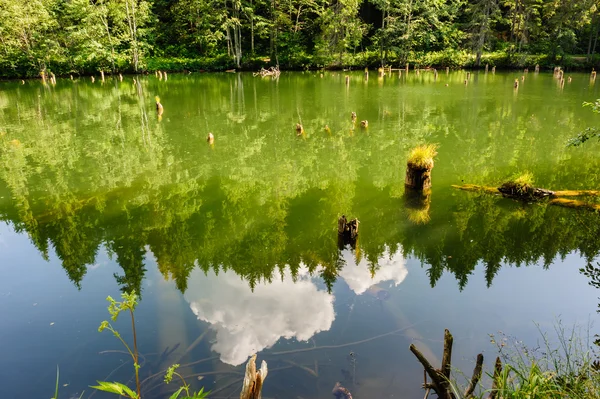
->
{"left": 53, "top": 365, "right": 60, "bottom": 399}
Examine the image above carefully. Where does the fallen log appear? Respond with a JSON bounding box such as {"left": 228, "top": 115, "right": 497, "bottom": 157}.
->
{"left": 549, "top": 198, "right": 600, "bottom": 211}
{"left": 453, "top": 184, "right": 600, "bottom": 198}
{"left": 497, "top": 181, "right": 554, "bottom": 200}
{"left": 452, "top": 184, "right": 600, "bottom": 211}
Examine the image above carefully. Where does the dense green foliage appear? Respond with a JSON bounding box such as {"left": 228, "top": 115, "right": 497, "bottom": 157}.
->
{"left": 2, "top": 0, "right": 600, "bottom": 77}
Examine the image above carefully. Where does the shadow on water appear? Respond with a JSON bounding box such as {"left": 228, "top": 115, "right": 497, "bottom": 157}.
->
{"left": 1, "top": 71, "right": 600, "bottom": 398}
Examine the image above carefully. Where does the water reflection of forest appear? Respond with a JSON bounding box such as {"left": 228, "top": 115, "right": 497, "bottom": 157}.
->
{"left": 1, "top": 74, "right": 599, "bottom": 296}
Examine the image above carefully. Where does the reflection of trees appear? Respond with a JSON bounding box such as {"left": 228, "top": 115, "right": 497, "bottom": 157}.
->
{"left": 0, "top": 74, "right": 599, "bottom": 295}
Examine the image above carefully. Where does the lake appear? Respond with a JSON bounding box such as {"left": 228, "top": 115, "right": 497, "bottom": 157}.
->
{"left": 1, "top": 70, "right": 600, "bottom": 399}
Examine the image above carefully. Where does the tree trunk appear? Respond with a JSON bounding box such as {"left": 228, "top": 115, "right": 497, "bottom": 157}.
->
{"left": 475, "top": 1, "right": 491, "bottom": 67}
{"left": 249, "top": 0, "right": 255, "bottom": 53}
{"left": 587, "top": 17, "right": 595, "bottom": 60}
{"left": 226, "top": 26, "right": 232, "bottom": 57}
{"left": 593, "top": 23, "right": 600, "bottom": 59}
{"left": 380, "top": 7, "right": 385, "bottom": 67}
{"left": 125, "top": 0, "right": 139, "bottom": 72}
{"left": 232, "top": 0, "right": 243, "bottom": 68}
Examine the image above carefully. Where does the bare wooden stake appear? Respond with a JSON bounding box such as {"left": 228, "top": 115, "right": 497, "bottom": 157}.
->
{"left": 464, "top": 353, "right": 483, "bottom": 398}
{"left": 409, "top": 344, "right": 450, "bottom": 399}
{"left": 441, "top": 329, "right": 453, "bottom": 380}
{"left": 488, "top": 357, "right": 503, "bottom": 399}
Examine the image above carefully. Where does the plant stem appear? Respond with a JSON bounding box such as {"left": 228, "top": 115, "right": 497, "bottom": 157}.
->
{"left": 130, "top": 309, "right": 141, "bottom": 398}
{"left": 110, "top": 328, "right": 136, "bottom": 360}
{"left": 174, "top": 373, "right": 190, "bottom": 396}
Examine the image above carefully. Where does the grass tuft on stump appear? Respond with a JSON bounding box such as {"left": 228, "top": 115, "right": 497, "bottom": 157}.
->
{"left": 407, "top": 144, "right": 438, "bottom": 169}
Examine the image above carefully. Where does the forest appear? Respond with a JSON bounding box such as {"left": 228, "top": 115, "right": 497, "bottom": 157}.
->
{"left": 2, "top": 0, "right": 600, "bottom": 78}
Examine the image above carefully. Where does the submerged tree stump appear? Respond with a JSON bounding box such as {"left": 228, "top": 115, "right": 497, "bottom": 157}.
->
{"left": 405, "top": 164, "right": 433, "bottom": 190}
{"left": 405, "top": 145, "right": 436, "bottom": 190}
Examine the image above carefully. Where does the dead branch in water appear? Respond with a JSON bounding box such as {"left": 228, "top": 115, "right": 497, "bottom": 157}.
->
{"left": 410, "top": 329, "right": 487, "bottom": 399}
{"left": 268, "top": 324, "right": 418, "bottom": 356}
{"left": 253, "top": 66, "right": 280, "bottom": 78}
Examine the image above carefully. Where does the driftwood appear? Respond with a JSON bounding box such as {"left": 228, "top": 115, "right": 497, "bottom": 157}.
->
{"left": 253, "top": 66, "right": 280, "bottom": 78}
{"left": 240, "top": 354, "right": 268, "bottom": 399}
{"left": 410, "top": 329, "right": 486, "bottom": 399}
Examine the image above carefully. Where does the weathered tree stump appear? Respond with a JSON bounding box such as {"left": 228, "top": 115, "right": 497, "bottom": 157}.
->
{"left": 239, "top": 354, "right": 268, "bottom": 399}
{"left": 405, "top": 164, "right": 433, "bottom": 190}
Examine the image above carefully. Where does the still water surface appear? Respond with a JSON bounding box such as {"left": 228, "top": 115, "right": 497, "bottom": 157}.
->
{"left": 1, "top": 71, "right": 600, "bottom": 398}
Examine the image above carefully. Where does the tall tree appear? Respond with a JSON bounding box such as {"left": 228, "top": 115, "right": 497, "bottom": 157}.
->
{"left": 467, "top": 0, "right": 499, "bottom": 66}
{"left": 317, "top": 0, "right": 366, "bottom": 64}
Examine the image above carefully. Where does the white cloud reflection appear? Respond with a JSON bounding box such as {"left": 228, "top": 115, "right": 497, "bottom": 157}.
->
{"left": 184, "top": 267, "right": 334, "bottom": 366}
{"left": 183, "top": 247, "right": 407, "bottom": 366}
{"left": 339, "top": 247, "right": 408, "bottom": 295}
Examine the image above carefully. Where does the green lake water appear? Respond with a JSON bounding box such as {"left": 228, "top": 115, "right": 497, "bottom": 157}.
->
{"left": 1, "top": 70, "right": 600, "bottom": 398}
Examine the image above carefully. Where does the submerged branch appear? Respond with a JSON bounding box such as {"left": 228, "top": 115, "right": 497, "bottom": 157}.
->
{"left": 268, "top": 324, "right": 419, "bottom": 356}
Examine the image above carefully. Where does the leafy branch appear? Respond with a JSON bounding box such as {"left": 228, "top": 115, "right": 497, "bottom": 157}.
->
{"left": 568, "top": 100, "right": 600, "bottom": 147}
